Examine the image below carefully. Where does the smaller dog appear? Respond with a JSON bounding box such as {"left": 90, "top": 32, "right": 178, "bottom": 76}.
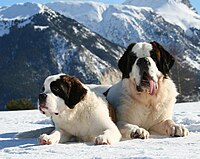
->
{"left": 38, "top": 74, "right": 121, "bottom": 145}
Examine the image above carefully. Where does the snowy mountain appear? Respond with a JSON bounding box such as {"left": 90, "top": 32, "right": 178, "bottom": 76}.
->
{"left": 0, "top": 3, "right": 123, "bottom": 109}
{"left": 0, "top": 2, "right": 46, "bottom": 20}
{"left": 0, "top": 1, "right": 199, "bottom": 109}
{"left": 46, "top": 1, "right": 200, "bottom": 70}
{"left": 46, "top": 1, "right": 200, "bottom": 101}
{"left": 123, "top": 0, "right": 200, "bottom": 32}
{"left": 0, "top": 102, "right": 200, "bottom": 158}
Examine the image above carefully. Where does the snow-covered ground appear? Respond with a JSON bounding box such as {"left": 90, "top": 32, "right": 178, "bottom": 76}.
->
{"left": 0, "top": 102, "right": 200, "bottom": 158}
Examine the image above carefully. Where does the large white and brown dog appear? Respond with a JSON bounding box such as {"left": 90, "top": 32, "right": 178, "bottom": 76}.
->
{"left": 105, "top": 41, "right": 189, "bottom": 139}
{"left": 38, "top": 74, "right": 121, "bottom": 145}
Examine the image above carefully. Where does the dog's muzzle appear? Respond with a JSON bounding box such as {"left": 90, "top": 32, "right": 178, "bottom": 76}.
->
{"left": 38, "top": 93, "right": 59, "bottom": 116}
{"left": 136, "top": 58, "right": 158, "bottom": 96}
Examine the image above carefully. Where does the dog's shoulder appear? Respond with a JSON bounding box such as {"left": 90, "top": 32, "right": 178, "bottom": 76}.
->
{"left": 105, "top": 81, "right": 123, "bottom": 109}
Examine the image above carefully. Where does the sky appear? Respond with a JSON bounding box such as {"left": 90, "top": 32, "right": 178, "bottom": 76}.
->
{"left": 0, "top": 0, "right": 200, "bottom": 14}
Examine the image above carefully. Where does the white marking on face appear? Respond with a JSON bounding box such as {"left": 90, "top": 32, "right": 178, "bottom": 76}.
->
{"left": 131, "top": 42, "right": 152, "bottom": 58}
{"left": 43, "top": 73, "right": 65, "bottom": 93}
{"left": 130, "top": 61, "right": 140, "bottom": 86}
{"left": 147, "top": 57, "right": 159, "bottom": 82}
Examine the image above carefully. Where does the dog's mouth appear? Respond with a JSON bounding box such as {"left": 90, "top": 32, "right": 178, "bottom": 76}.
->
{"left": 39, "top": 102, "right": 59, "bottom": 116}
{"left": 136, "top": 71, "right": 158, "bottom": 96}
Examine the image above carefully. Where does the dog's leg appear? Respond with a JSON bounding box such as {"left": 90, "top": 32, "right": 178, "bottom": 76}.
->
{"left": 38, "top": 129, "right": 71, "bottom": 145}
{"left": 95, "top": 129, "right": 121, "bottom": 145}
{"left": 150, "top": 119, "right": 189, "bottom": 137}
{"left": 117, "top": 121, "right": 149, "bottom": 139}
{"left": 95, "top": 119, "right": 121, "bottom": 145}
{"left": 59, "top": 133, "right": 72, "bottom": 143}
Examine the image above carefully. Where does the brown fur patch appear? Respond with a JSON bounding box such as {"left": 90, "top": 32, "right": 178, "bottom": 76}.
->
{"left": 61, "top": 75, "right": 87, "bottom": 108}
{"left": 108, "top": 103, "right": 117, "bottom": 123}
{"left": 151, "top": 42, "right": 161, "bottom": 59}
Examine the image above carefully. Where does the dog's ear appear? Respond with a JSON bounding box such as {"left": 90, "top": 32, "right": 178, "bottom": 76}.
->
{"left": 62, "top": 76, "right": 87, "bottom": 109}
{"left": 151, "top": 41, "right": 175, "bottom": 77}
{"left": 118, "top": 43, "right": 137, "bottom": 78}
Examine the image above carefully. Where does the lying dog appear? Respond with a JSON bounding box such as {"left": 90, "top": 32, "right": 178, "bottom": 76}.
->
{"left": 38, "top": 74, "right": 121, "bottom": 145}
{"left": 105, "top": 41, "right": 189, "bottom": 139}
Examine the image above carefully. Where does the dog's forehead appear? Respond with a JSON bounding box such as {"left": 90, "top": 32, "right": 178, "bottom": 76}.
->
{"left": 44, "top": 73, "right": 65, "bottom": 88}
{"left": 131, "top": 42, "right": 152, "bottom": 58}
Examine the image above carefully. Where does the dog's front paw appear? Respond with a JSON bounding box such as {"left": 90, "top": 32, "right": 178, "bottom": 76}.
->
{"left": 130, "top": 128, "right": 150, "bottom": 139}
{"left": 38, "top": 134, "right": 59, "bottom": 145}
{"left": 95, "top": 134, "right": 111, "bottom": 145}
{"left": 169, "top": 125, "right": 189, "bottom": 137}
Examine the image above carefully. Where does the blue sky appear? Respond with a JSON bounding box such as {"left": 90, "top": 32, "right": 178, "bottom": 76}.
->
{"left": 0, "top": 0, "right": 200, "bottom": 14}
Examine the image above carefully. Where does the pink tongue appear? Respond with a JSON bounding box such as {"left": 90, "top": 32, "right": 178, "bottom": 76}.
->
{"left": 149, "top": 79, "right": 157, "bottom": 96}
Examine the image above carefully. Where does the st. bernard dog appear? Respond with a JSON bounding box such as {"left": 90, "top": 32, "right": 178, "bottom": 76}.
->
{"left": 105, "top": 41, "right": 189, "bottom": 139}
{"left": 38, "top": 74, "right": 121, "bottom": 145}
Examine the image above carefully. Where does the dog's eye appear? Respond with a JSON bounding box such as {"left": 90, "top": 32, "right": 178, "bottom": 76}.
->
{"left": 52, "top": 87, "right": 60, "bottom": 93}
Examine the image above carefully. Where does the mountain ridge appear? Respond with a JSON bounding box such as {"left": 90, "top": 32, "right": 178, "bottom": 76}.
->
{"left": 123, "top": 0, "right": 200, "bottom": 31}
{"left": 46, "top": 1, "right": 200, "bottom": 71}
{"left": 0, "top": 6, "right": 124, "bottom": 109}
{"left": 0, "top": 1, "right": 199, "bottom": 109}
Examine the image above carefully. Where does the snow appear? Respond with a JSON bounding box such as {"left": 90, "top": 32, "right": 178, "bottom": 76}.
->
{"left": 0, "top": 21, "right": 11, "bottom": 36}
{"left": 18, "top": 18, "right": 32, "bottom": 28}
{"left": 0, "top": 2, "right": 46, "bottom": 20}
{"left": 79, "top": 45, "right": 111, "bottom": 77}
{"left": 0, "top": 101, "right": 200, "bottom": 158}
{"left": 47, "top": 2, "right": 152, "bottom": 46}
{"left": 0, "top": 2, "right": 48, "bottom": 37}
{"left": 123, "top": 0, "right": 200, "bottom": 31}
{"left": 46, "top": 0, "right": 200, "bottom": 73}
{"left": 183, "top": 53, "right": 200, "bottom": 70}
{"left": 72, "top": 26, "right": 79, "bottom": 34}
{"left": 50, "top": 33, "right": 72, "bottom": 72}
{"left": 47, "top": 1, "right": 107, "bottom": 30}
{"left": 34, "top": 25, "right": 49, "bottom": 31}
{"left": 94, "top": 42, "right": 108, "bottom": 51}
{"left": 1, "top": 1, "right": 200, "bottom": 36}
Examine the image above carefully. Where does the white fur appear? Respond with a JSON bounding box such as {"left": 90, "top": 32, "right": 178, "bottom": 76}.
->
{"left": 106, "top": 42, "right": 189, "bottom": 139}
{"left": 131, "top": 42, "right": 152, "bottom": 58}
{"left": 39, "top": 75, "right": 121, "bottom": 145}
{"left": 107, "top": 75, "right": 189, "bottom": 139}
{"left": 44, "top": 73, "right": 66, "bottom": 91}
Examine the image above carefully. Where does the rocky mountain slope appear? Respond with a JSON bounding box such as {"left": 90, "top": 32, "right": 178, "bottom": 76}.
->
{"left": 47, "top": 1, "right": 200, "bottom": 101}
{"left": 0, "top": 3, "right": 123, "bottom": 109}
{"left": 0, "top": 1, "right": 199, "bottom": 109}
{"left": 46, "top": 1, "right": 200, "bottom": 70}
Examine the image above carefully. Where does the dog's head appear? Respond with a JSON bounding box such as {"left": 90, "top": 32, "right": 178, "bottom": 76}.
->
{"left": 38, "top": 74, "right": 87, "bottom": 116}
{"left": 118, "top": 41, "right": 174, "bottom": 95}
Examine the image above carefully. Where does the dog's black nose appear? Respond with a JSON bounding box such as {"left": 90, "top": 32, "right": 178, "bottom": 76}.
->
{"left": 38, "top": 93, "right": 47, "bottom": 102}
